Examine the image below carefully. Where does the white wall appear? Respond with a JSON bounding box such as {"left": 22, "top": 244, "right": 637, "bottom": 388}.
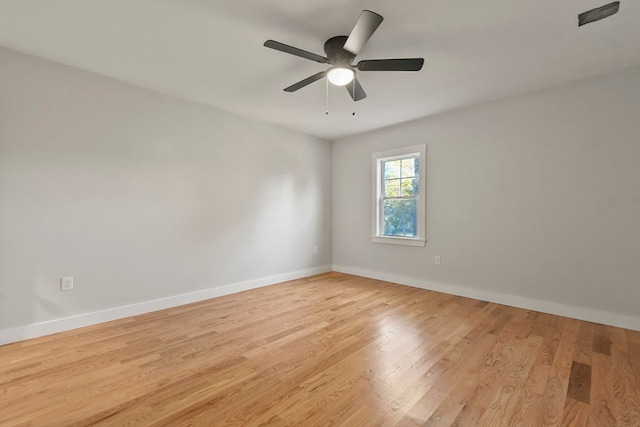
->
{"left": 333, "top": 67, "right": 640, "bottom": 331}
{"left": 0, "top": 48, "right": 332, "bottom": 342}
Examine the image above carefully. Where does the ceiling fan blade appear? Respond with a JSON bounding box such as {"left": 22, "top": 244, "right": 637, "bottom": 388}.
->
{"left": 264, "top": 40, "right": 327, "bottom": 63}
{"left": 284, "top": 71, "right": 327, "bottom": 92}
{"left": 357, "top": 58, "right": 424, "bottom": 71}
{"left": 345, "top": 77, "right": 367, "bottom": 101}
{"left": 343, "top": 10, "right": 383, "bottom": 56}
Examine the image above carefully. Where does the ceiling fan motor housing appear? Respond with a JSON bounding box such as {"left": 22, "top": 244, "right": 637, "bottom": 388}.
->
{"left": 324, "top": 36, "right": 356, "bottom": 67}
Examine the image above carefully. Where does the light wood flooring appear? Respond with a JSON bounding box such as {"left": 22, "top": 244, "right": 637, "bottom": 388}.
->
{"left": 1, "top": 272, "right": 639, "bottom": 426}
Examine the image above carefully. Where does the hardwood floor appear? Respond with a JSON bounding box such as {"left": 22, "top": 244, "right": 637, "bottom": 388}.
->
{"left": 1, "top": 272, "right": 639, "bottom": 426}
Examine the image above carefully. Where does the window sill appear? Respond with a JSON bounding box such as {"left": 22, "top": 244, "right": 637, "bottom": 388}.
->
{"left": 372, "top": 236, "right": 426, "bottom": 247}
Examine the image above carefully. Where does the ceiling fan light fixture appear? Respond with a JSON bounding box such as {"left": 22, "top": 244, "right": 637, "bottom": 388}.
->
{"left": 327, "top": 67, "right": 354, "bottom": 86}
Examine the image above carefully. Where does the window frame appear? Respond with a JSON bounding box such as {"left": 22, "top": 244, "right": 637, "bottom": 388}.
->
{"left": 371, "top": 144, "right": 426, "bottom": 247}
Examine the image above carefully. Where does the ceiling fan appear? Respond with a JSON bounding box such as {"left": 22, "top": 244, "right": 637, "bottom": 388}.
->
{"left": 264, "top": 10, "right": 424, "bottom": 102}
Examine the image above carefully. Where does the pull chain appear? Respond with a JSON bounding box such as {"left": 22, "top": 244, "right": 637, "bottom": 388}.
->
{"left": 352, "top": 78, "right": 356, "bottom": 116}
{"left": 324, "top": 77, "right": 358, "bottom": 116}
{"left": 325, "top": 78, "right": 329, "bottom": 115}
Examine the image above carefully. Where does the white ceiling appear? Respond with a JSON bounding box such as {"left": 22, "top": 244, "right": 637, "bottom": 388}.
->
{"left": 1, "top": 0, "right": 639, "bottom": 140}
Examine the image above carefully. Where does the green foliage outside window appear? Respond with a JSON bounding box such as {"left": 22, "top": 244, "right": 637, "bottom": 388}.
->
{"left": 382, "top": 157, "right": 419, "bottom": 237}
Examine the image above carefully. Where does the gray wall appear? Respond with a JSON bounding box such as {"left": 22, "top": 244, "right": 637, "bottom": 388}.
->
{"left": 0, "top": 48, "right": 332, "bottom": 332}
{"left": 333, "top": 67, "right": 640, "bottom": 330}
{"left": 2, "top": 46, "right": 638, "bottom": 338}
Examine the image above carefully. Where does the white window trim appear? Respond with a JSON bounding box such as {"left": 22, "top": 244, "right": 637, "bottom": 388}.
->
{"left": 371, "top": 144, "right": 426, "bottom": 247}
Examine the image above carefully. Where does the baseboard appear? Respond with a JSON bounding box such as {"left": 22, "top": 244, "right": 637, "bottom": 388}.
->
{"left": 0, "top": 265, "right": 332, "bottom": 345}
{"left": 332, "top": 265, "right": 640, "bottom": 332}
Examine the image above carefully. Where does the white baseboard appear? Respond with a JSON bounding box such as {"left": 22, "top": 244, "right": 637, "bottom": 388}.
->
{"left": 0, "top": 265, "right": 332, "bottom": 345}
{"left": 332, "top": 265, "right": 640, "bottom": 332}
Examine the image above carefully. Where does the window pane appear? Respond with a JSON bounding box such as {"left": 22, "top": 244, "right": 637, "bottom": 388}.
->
{"left": 400, "top": 178, "right": 416, "bottom": 196}
{"left": 382, "top": 199, "right": 417, "bottom": 237}
{"left": 384, "top": 179, "right": 400, "bottom": 197}
{"left": 384, "top": 160, "right": 401, "bottom": 179}
{"left": 401, "top": 158, "right": 416, "bottom": 178}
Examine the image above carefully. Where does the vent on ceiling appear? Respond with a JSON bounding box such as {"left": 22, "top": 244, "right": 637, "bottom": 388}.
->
{"left": 578, "top": 1, "right": 620, "bottom": 26}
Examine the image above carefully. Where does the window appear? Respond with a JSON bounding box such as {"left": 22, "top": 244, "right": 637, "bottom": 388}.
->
{"left": 372, "top": 145, "right": 426, "bottom": 246}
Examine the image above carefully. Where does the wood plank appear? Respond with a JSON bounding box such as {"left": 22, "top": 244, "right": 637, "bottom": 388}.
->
{"left": 0, "top": 272, "right": 639, "bottom": 426}
{"left": 610, "top": 347, "right": 640, "bottom": 426}
{"left": 593, "top": 323, "right": 613, "bottom": 356}
{"left": 561, "top": 398, "right": 590, "bottom": 427}
{"left": 589, "top": 352, "right": 618, "bottom": 427}
{"left": 567, "top": 361, "right": 591, "bottom": 404}
{"left": 477, "top": 334, "right": 543, "bottom": 426}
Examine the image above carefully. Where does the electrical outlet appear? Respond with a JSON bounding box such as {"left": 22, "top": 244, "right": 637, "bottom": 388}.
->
{"left": 434, "top": 256, "right": 441, "bottom": 265}
{"left": 60, "top": 277, "right": 74, "bottom": 291}
{"left": 314, "top": 246, "right": 318, "bottom": 254}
